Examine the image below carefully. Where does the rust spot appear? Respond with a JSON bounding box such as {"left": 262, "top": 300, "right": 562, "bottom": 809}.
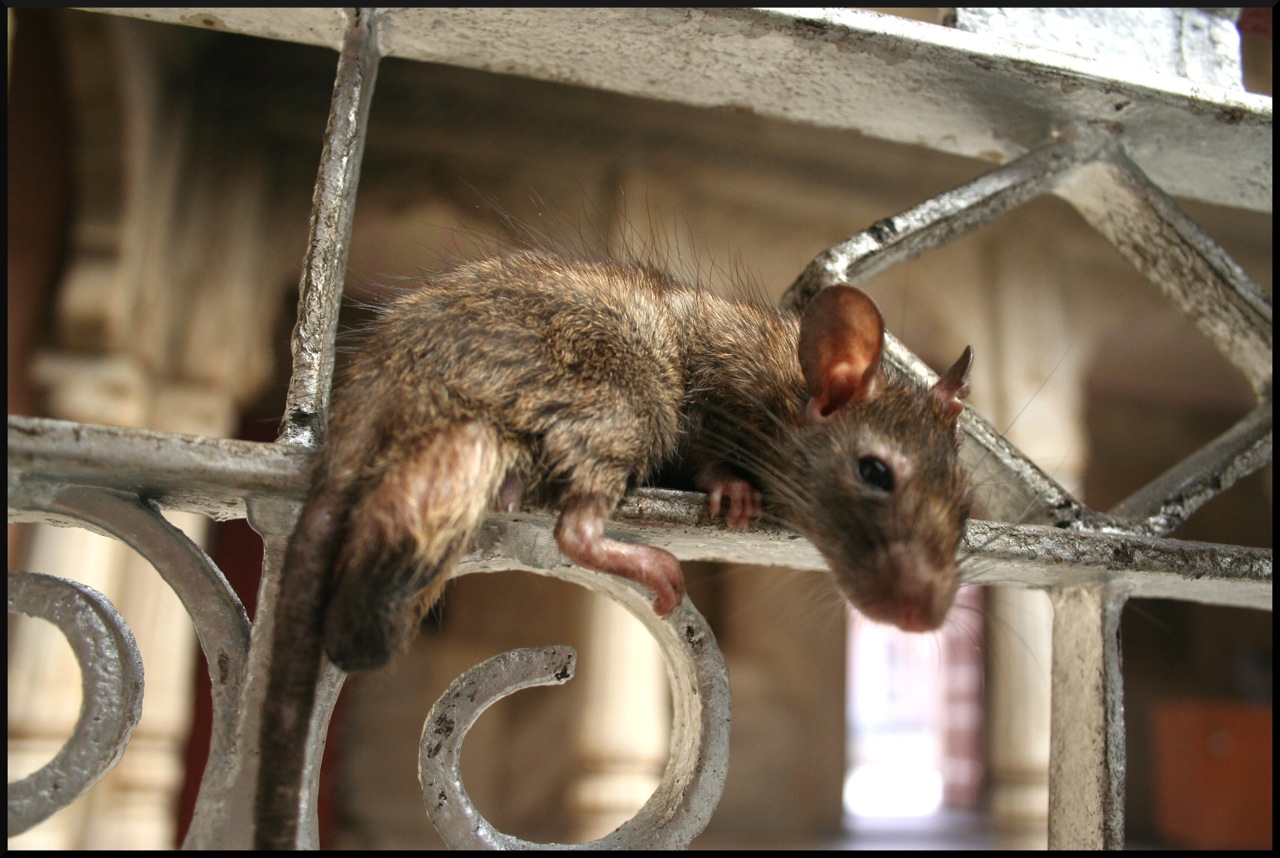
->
{"left": 791, "top": 17, "right": 831, "bottom": 35}
{"left": 867, "top": 218, "right": 898, "bottom": 243}
{"left": 1109, "top": 543, "right": 1135, "bottom": 568}
{"left": 1217, "top": 106, "right": 1246, "bottom": 125}
{"left": 183, "top": 12, "right": 226, "bottom": 29}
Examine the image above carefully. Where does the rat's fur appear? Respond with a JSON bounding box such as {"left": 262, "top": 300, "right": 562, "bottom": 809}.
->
{"left": 255, "top": 248, "right": 972, "bottom": 848}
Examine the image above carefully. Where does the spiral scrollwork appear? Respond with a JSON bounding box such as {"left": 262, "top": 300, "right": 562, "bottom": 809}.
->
{"left": 7, "top": 482, "right": 252, "bottom": 844}
{"left": 7, "top": 571, "right": 145, "bottom": 837}
{"left": 419, "top": 555, "right": 731, "bottom": 850}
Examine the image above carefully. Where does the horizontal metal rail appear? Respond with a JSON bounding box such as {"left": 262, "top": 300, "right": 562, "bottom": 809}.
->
{"left": 92, "top": 7, "right": 1271, "bottom": 212}
{"left": 10, "top": 415, "right": 1271, "bottom": 614}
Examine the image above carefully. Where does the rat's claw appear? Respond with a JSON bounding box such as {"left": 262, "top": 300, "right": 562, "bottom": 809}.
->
{"left": 650, "top": 569, "right": 685, "bottom": 617}
{"left": 707, "top": 487, "right": 724, "bottom": 520}
{"left": 703, "top": 473, "right": 762, "bottom": 530}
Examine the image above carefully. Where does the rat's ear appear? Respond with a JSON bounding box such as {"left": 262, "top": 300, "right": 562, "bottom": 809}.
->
{"left": 798, "top": 285, "right": 885, "bottom": 423}
{"left": 931, "top": 346, "right": 973, "bottom": 443}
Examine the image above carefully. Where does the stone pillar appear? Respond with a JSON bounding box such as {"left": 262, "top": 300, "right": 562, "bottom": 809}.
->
{"left": 975, "top": 204, "right": 1092, "bottom": 845}
{"left": 7, "top": 14, "right": 293, "bottom": 849}
{"left": 569, "top": 594, "right": 669, "bottom": 841}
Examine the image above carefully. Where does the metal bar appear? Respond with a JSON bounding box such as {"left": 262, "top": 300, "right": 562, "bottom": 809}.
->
{"left": 780, "top": 134, "right": 1110, "bottom": 309}
{"left": 252, "top": 9, "right": 383, "bottom": 849}
{"left": 9, "top": 415, "right": 1270, "bottom": 612}
{"left": 952, "top": 395, "right": 1088, "bottom": 529}
{"left": 89, "top": 7, "right": 1272, "bottom": 212}
{"left": 236, "top": 496, "right": 347, "bottom": 851}
{"left": 961, "top": 520, "right": 1270, "bottom": 611}
{"left": 1107, "top": 401, "right": 1273, "bottom": 536}
{"left": 8, "top": 416, "right": 309, "bottom": 521}
{"left": 1053, "top": 149, "right": 1273, "bottom": 396}
{"left": 1047, "top": 586, "right": 1127, "bottom": 850}
{"left": 277, "top": 8, "right": 383, "bottom": 448}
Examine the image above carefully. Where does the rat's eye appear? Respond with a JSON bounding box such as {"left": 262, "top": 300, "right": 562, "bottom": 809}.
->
{"left": 857, "top": 456, "right": 894, "bottom": 492}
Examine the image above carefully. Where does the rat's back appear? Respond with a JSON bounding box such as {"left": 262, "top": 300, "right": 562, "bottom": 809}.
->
{"left": 318, "top": 251, "right": 691, "bottom": 668}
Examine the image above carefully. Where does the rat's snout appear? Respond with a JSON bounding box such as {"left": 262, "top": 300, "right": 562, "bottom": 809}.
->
{"left": 822, "top": 531, "right": 961, "bottom": 632}
{"left": 897, "top": 596, "right": 942, "bottom": 633}
{"left": 843, "top": 572, "right": 954, "bottom": 633}
{"left": 878, "top": 546, "right": 957, "bottom": 633}
{"left": 894, "top": 571, "right": 957, "bottom": 632}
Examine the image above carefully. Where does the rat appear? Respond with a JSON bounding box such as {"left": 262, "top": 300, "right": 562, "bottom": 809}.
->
{"left": 255, "top": 248, "right": 972, "bottom": 848}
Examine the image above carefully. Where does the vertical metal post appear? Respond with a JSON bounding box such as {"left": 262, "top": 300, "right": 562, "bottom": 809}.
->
{"left": 277, "top": 8, "right": 383, "bottom": 448}
{"left": 1047, "top": 586, "right": 1128, "bottom": 849}
{"left": 248, "top": 7, "right": 382, "bottom": 849}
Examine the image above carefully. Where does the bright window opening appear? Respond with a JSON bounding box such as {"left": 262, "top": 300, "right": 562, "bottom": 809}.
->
{"left": 846, "top": 615, "right": 946, "bottom": 819}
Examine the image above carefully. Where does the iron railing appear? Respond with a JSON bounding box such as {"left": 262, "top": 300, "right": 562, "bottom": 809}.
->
{"left": 8, "top": 7, "right": 1271, "bottom": 850}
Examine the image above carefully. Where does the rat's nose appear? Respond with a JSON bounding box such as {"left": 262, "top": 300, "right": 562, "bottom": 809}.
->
{"left": 895, "top": 580, "right": 946, "bottom": 632}
{"left": 898, "top": 605, "right": 930, "bottom": 633}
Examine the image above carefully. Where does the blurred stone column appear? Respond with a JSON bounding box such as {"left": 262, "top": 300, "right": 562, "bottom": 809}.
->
{"left": 569, "top": 594, "right": 669, "bottom": 841}
{"left": 8, "top": 13, "right": 292, "bottom": 849}
{"left": 976, "top": 212, "right": 1092, "bottom": 847}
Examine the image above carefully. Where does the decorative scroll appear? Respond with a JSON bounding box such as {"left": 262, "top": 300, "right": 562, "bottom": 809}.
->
{"left": 7, "top": 482, "right": 252, "bottom": 844}
{"left": 6, "top": 572, "right": 144, "bottom": 837}
{"left": 421, "top": 557, "right": 731, "bottom": 850}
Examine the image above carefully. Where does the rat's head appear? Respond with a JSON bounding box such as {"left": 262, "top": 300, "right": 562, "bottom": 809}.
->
{"left": 790, "top": 284, "right": 973, "bottom": 632}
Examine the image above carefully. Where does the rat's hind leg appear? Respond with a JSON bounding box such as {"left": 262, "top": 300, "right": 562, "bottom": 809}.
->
{"left": 323, "top": 421, "right": 514, "bottom": 670}
{"left": 538, "top": 400, "right": 685, "bottom": 616}
{"left": 554, "top": 494, "right": 686, "bottom": 617}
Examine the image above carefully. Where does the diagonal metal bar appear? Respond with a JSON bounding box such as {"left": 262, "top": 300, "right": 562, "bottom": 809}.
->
{"left": 886, "top": 333, "right": 1088, "bottom": 530}
{"left": 780, "top": 137, "right": 1112, "bottom": 531}
{"left": 277, "top": 8, "right": 384, "bottom": 449}
{"left": 1053, "top": 149, "right": 1273, "bottom": 397}
{"left": 780, "top": 134, "right": 1110, "bottom": 310}
{"left": 1107, "top": 401, "right": 1273, "bottom": 536}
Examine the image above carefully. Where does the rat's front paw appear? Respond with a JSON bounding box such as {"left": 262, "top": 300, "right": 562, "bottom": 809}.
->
{"left": 702, "top": 472, "right": 762, "bottom": 530}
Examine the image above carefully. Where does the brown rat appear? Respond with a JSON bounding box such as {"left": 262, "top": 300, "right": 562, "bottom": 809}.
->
{"left": 255, "top": 248, "right": 972, "bottom": 847}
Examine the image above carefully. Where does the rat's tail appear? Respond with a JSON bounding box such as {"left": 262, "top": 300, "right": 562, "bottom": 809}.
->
{"left": 256, "top": 478, "right": 351, "bottom": 849}
{"left": 255, "top": 421, "right": 512, "bottom": 848}
{"left": 322, "top": 420, "right": 514, "bottom": 671}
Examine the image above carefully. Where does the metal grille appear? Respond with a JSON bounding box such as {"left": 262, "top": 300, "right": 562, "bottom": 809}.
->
{"left": 8, "top": 7, "right": 1271, "bottom": 850}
